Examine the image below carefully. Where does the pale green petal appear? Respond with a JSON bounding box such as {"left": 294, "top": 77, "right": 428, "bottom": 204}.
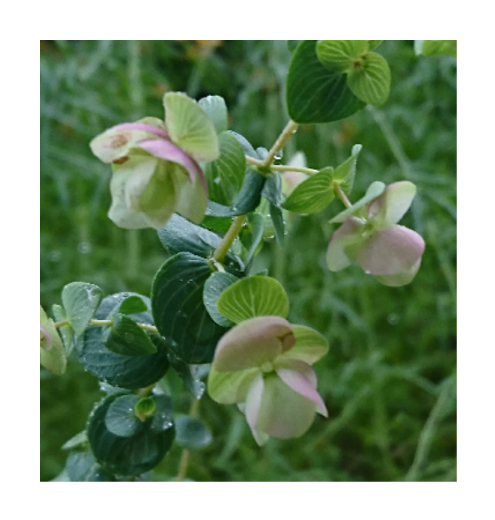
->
{"left": 172, "top": 166, "right": 209, "bottom": 224}
{"left": 368, "top": 181, "right": 417, "bottom": 227}
{"left": 256, "top": 374, "right": 317, "bottom": 439}
{"left": 373, "top": 257, "right": 422, "bottom": 287}
{"left": 207, "top": 365, "right": 260, "bottom": 404}
{"left": 326, "top": 217, "right": 366, "bottom": 271}
{"left": 40, "top": 306, "right": 66, "bottom": 375}
{"left": 278, "top": 324, "right": 329, "bottom": 365}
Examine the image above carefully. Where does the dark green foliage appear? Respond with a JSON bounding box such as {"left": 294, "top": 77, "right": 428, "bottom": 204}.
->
{"left": 41, "top": 40, "right": 456, "bottom": 482}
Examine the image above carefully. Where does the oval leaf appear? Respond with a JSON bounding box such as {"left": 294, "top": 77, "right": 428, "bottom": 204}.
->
{"left": 205, "top": 131, "right": 246, "bottom": 206}
{"left": 61, "top": 282, "right": 103, "bottom": 337}
{"left": 282, "top": 167, "right": 334, "bottom": 214}
{"left": 104, "top": 313, "right": 157, "bottom": 356}
{"left": 198, "top": 95, "right": 228, "bottom": 134}
{"left": 77, "top": 293, "right": 170, "bottom": 389}
{"left": 157, "top": 213, "right": 243, "bottom": 274}
{"left": 316, "top": 40, "right": 369, "bottom": 73}
{"left": 347, "top": 52, "right": 391, "bottom": 106}
{"left": 286, "top": 40, "right": 365, "bottom": 124}
{"left": 332, "top": 144, "right": 362, "bottom": 194}
{"left": 87, "top": 394, "right": 175, "bottom": 477}
{"left": 203, "top": 271, "right": 239, "bottom": 327}
{"left": 105, "top": 394, "right": 143, "bottom": 437}
{"left": 217, "top": 276, "right": 289, "bottom": 324}
{"left": 151, "top": 253, "right": 230, "bottom": 364}
{"left": 118, "top": 295, "right": 149, "bottom": 315}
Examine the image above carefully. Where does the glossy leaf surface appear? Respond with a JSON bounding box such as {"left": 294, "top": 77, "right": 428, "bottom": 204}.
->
{"left": 61, "top": 282, "right": 103, "bottom": 337}
{"left": 282, "top": 167, "right": 334, "bottom": 214}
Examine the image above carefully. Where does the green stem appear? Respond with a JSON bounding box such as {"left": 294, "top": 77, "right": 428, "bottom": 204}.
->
{"left": 55, "top": 318, "right": 158, "bottom": 335}
{"left": 245, "top": 155, "right": 318, "bottom": 176}
{"left": 176, "top": 398, "right": 200, "bottom": 482}
{"left": 213, "top": 215, "right": 247, "bottom": 263}
{"left": 333, "top": 183, "right": 352, "bottom": 208}
{"left": 261, "top": 119, "right": 299, "bottom": 170}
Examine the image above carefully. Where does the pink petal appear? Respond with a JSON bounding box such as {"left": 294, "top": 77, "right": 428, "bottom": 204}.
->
{"left": 275, "top": 360, "right": 327, "bottom": 417}
{"left": 358, "top": 225, "right": 425, "bottom": 276}
{"left": 137, "top": 138, "right": 205, "bottom": 188}
{"left": 213, "top": 316, "right": 295, "bottom": 372}
{"left": 373, "top": 257, "right": 423, "bottom": 287}
{"left": 111, "top": 122, "right": 170, "bottom": 140}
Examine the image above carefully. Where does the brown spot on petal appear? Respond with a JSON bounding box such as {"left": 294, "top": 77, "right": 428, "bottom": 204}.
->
{"left": 110, "top": 134, "right": 129, "bottom": 148}
{"left": 112, "top": 156, "right": 129, "bottom": 165}
{"left": 279, "top": 330, "right": 296, "bottom": 351}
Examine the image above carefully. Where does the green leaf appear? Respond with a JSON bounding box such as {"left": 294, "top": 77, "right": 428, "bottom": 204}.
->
{"left": 87, "top": 394, "right": 175, "bottom": 477}
{"left": 64, "top": 451, "right": 116, "bottom": 482}
{"left": 61, "top": 282, "right": 103, "bottom": 337}
{"left": 282, "top": 167, "right": 335, "bottom": 214}
{"left": 105, "top": 394, "right": 143, "bottom": 437}
{"left": 77, "top": 293, "right": 170, "bottom": 389}
{"left": 62, "top": 431, "right": 88, "bottom": 450}
{"left": 368, "top": 40, "right": 383, "bottom": 50}
{"left": 157, "top": 214, "right": 243, "bottom": 274}
{"left": 175, "top": 415, "right": 213, "bottom": 450}
{"left": 52, "top": 304, "right": 75, "bottom": 357}
{"left": 163, "top": 92, "right": 219, "bottom": 163}
{"left": 205, "top": 131, "right": 246, "bottom": 206}
{"left": 287, "top": 40, "right": 302, "bottom": 53}
{"left": 205, "top": 168, "right": 266, "bottom": 217}
{"left": 151, "top": 253, "right": 230, "bottom": 364}
{"left": 286, "top": 40, "right": 365, "bottom": 124}
{"left": 415, "top": 40, "right": 457, "bottom": 57}
{"left": 228, "top": 131, "right": 259, "bottom": 159}
{"left": 240, "top": 212, "right": 265, "bottom": 266}
{"left": 203, "top": 271, "right": 239, "bottom": 327}
{"left": 198, "top": 95, "right": 228, "bottom": 134}
{"left": 40, "top": 305, "right": 66, "bottom": 375}
{"left": 104, "top": 313, "right": 157, "bottom": 356}
{"left": 262, "top": 173, "right": 285, "bottom": 246}
{"left": 330, "top": 181, "right": 386, "bottom": 223}
{"left": 281, "top": 324, "right": 329, "bottom": 364}
{"left": 166, "top": 352, "right": 206, "bottom": 400}
{"left": 332, "top": 144, "right": 362, "bottom": 194}
{"left": 134, "top": 396, "right": 156, "bottom": 422}
{"left": 217, "top": 276, "right": 289, "bottom": 324}
{"left": 118, "top": 295, "right": 148, "bottom": 315}
{"left": 316, "top": 40, "right": 369, "bottom": 73}
{"left": 347, "top": 52, "right": 391, "bottom": 106}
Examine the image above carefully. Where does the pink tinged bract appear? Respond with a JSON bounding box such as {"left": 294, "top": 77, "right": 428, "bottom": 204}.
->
{"left": 275, "top": 358, "right": 328, "bottom": 417}
{"left": 90, "top": 122, "right": 171, "bottom": 164}
{"left": 357, "top": 225, "right": 425, "bottom": 276}
{"left": 326, "top": 216, "right": 366, "bottom": 271}
{"left": 252, "top": 374, "right": 318, "bottom": 439}
{"left": 213, "top": 316, "right": 296, "bottom": 372}
{"left": 40, "top": 325, "right": 52, "bottom": 351}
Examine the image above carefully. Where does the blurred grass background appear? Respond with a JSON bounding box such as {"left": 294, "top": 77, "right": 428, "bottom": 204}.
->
{"left": 40, "top": 40, "right": 456, "bottom": 482}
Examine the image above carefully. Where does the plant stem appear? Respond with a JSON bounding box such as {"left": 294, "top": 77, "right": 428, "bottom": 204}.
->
{"left": 176, "top": 398, "right": 200, "bottom": 482}
{"left": 245, "top": 155, "right": 318, "bottom": 176}
{"left": 333, "top": 183, "right": 352, "bottom": 208}
{"left": 55, "top": 318, "right": 159, "bottom": 335}
{"left": 261, "top": 119, "right": 299, "bottom": 169}
{"left": 213, "top": 214, "right": 247, "bottom": 263}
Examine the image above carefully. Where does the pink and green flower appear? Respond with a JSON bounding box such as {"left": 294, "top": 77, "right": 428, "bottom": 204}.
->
{"left": 208, "top": 315, "right": 328, "bottom": 445}
{"left": 90, "top": 93, "right": 219, "bottom": 230}
{"left": 327, "top": 181, "right": 425, "bottom": 286}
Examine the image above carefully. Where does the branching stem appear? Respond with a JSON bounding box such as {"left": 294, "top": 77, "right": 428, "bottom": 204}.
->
{"left": 334, "top": 183, "right": 353, "bottom": 208}
{"left": 260, "top": 119, "right": 299, "bottom": 169}
{"left": 212, "top": 214, "right": 247, "bottom": 263}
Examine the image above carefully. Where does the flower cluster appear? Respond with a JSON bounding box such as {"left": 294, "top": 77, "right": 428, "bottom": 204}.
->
{"left": 90, "top": 93, "right": 219, "bottom": 230}
{"left": 208, "top": 316, "right": 328, "bottom": 445}
{"left": 327, "top": 181, "right": 425, "bottom": 286}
